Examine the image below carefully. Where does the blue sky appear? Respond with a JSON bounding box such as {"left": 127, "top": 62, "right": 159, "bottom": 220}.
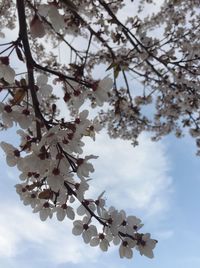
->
{"left": 0, "top": 127, "right": 200, "bottom": 268}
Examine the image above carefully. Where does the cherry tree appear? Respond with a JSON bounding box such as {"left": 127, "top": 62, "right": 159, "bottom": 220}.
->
{"left": 0, "top": 0, "right": 199, "bottom": 260}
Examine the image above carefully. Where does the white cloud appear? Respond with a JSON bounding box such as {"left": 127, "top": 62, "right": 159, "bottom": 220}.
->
{"left": 0, "top": 203, "right": 100, "bottom": 264}
{"left": 83, "top": 131, "right": 173, "bottom": 218}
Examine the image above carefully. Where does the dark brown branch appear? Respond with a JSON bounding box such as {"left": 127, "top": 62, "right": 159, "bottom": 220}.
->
{"left": 82, "top": 33, "right": 93, "bottom": 72}
{"left": 122, "top": 70, "right": 133, "bottom": 103}
{"left": 34, "top": 62, "right": 92, "bottom": 88}
{"left": 64, "top": 181, "right": 107, "bottom": 226}
{"left": 16, "top": 0, "right": 42, "bottom": 140}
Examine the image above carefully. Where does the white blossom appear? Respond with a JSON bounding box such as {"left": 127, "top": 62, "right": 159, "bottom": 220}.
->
{"left": 0, "top": 141, "right": 21, "bottom": 167}
{"left": 33, "top": 201, "right": 53, "bottom": 221}
{"left": 72, "top": 217, "right": 97, "bottom": 244}
{"left": 91, "top": 76, "right": 113, "bottom": 106}
{"left": 30, "top": 14, "right": 46, "bottom": 38}
{"left": 90, "top": 233, "right": 111, "bottom": 252}
{"left": 76, "top": 155, "right": 98, "bottom": 179}
{"left": 0, "top": 62, "right": 15, "bottom": 84}
{"left": 137, "top": 233, "right": 157, "bottom": 258}
{"left": 119, "top": 238, "right": 136, "bottom": 259}
{"left": 56, "top": 204, "right": 75, "bottom": 221}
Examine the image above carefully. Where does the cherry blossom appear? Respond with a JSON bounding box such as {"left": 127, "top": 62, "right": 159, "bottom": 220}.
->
{"left": 0, "top": 141, "right": 21, "bottom": 167}
{"left": 90, "top": 233, "right": 111, "bottom": 252}
{"left": 137, "top": 233, "right": 157, "bottom": 259}
{"left": 72, "top": 216, "right": 98, "bottom": 244}
{"left": 91, "top": 76, "right": 113, "bottom": 106}
{"left": 30, "top": 14, "right": 46, "bottom": 38}
{"left": 38, "top": 4, "right": 65, "bottom": 32}
{"left": 1, "top": 0, "right": 199, "bottom": 261}
{"left": 119, "top": 238, "right": 136, "bottom": 259}
{"left": 76, "top": 155, "right": 98, "bottom": 179}
{"left": 126, "top": 215, "right": 144, "bottom": 235}
{"left": 55, "top": 204, "right": 75, "bottom": 221}
{"left": 0, "top": 60, "right": 15, "bottom": 84}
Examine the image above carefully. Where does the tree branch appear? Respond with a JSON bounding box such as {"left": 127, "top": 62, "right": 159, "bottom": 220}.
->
{"left": 16, "top": 0, "right": 42, "bottom": 140}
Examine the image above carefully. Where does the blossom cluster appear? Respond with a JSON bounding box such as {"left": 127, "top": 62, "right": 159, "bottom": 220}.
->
{"left": 1, "top": 0, "right": 200, "bottom": 261}
{"left": 0, "top": 58, "right": 157, "bottom": 258}
{"left": 0, "top": 111, "right": 157, "bottom": 259}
